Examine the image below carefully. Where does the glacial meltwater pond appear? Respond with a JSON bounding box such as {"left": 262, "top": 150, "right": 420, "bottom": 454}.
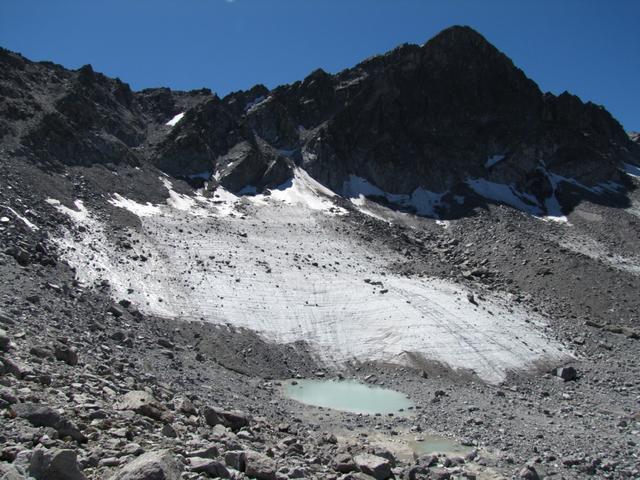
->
{"left": 282, "top": 379, "right": 413, "bottom": 415}
{"left": 409, "top": 435, "right": 473, "bottom": 456}
{"left": 283, "top": 379, "right": 473, "bottom": 458}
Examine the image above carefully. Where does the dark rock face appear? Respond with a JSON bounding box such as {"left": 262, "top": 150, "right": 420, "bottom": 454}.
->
{"left": 214, "top": 139, "right": 294, "bottom": 193}
{"left": 299, "top": 26, "right": 639, "bottom": 198}
{"left": 1, "top": 26, "right": 639, "bottom": 212}
{"left": 0, "top": 48, "right": 211, "bottom": 171}
{"left": 154, "top": 97, "right": 240, "bottom": 176}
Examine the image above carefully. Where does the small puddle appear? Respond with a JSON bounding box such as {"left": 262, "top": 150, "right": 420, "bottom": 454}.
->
{"left": 337, "top": 431, "right": 473, "bottom": 462}
{"left": 282, "top": 379, "right": 413, "bottom": 415}
{"left": 409, "top": 435, "right": 473, "bottom": 456}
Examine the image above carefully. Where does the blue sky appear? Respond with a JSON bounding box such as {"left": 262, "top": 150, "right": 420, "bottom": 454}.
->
{"left": 1, "top": 0, "right": 639, "bottom": 131}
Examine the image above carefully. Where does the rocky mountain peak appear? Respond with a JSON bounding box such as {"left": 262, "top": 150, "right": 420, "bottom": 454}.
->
{"left": 1, "top": 26, "right": 638, "bottom": 218}
{"left": 423, "top": 24, "right": 501, "bottom": 54}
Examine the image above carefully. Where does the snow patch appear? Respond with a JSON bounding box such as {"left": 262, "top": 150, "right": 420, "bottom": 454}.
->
{"left": 50, "top": 196, "right": 572, "bottom": 384}
{"left": 410, "top": 188, "right": 446, "bottom": 216}
{"left": 108, "top": 194, "right": 161, "bottom": 217}
{"left": 484, "top": 154, "right": 506, "bottom": 169}
{"left": 104, "top": 179, "right": 241, "bottom": 219}
{"left": 166, "top": 190, "right": 197, "bottom": 212}
{"left": 187, "top": 171, "right": 212, "bottom": 181}
{"left": 623, "top": 163, "right": 640, "bottom": 178}
{"left": 249, "top": 169, "right": 347, "bottom": 215}
{"left": 1, "top": 205, "right": 39, "bottom": 231}
{"left": 245, "top": 95, "right": 266, "bottom": 112}
{"left": 547, "top": 171, "right": 622, "bottom": 195}
{"left": 236, "top": 185, "right": 258, "bottom": 195}
{"left": 245, "top": 96, "right": 271, "bottom": 113}
{"left": 208, "top": 189, "right": 242, "bottom": 217}
{"left": 466, "top": 179, "right": 542, "bottom": 215}
{"left": 468, "top": 175, "right": 570, "bottom": 223}
{"left": 165, "top": 112, "right": 185, "bottom": 127}
{"left": 52, "top": 199, "right": 90, "bottom": 224}
{"left": 343, "top": 176, "right": 445, "bottom": 217}
{"left": 108, "top": 171, "right": 348, "bottom": 220}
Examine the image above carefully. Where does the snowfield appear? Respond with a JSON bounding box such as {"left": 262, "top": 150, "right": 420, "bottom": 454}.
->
{"left": 49, "top": 171, "right": 572, "bottom": 383}
{"left": 165, "top": 112, "right": 185, "bottom": 127}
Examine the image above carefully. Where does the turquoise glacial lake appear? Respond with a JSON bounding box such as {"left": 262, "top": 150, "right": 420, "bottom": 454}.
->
{"left": 283, "top": 379, "right": 413, "bottom": 415}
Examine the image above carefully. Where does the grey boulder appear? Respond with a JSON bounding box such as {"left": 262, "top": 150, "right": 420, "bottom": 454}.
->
{"left": 202, "top": 406, "right": 250, "bottom": 431}
{"left": 188, "top": 457, "right": 229, "bottom": 478}
{"left": 244, "top": 451, "right": 276, "bottom": 480}
{"left": 11, "top": 403, "right": 86, "bottom": 442}
{"left": 110, "top": 450, "right": 182, "bottom": 480}
{"left": 0, "top": 462, "right": 27, "bottom": 480}
{"left": 115, "top": 390, "right": 167, "bottom": 421}
{"left": 353, "top": 454, "right": 392, "bottom": 480}
{"left": 15, "top": 448, "right": 85, "bottom": 480}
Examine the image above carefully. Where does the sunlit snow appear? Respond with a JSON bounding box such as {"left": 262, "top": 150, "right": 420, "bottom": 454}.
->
{"left": 48, "top": 170, "right": 573, "bottom": 384}
{"left": 466, "top": 179, "right": 542, "bottom": 215}
{"left": 343, "top": 175, "right": 445, "bottom": 217}
{"left": 109, "top": 194, "right": 161, "bottom": 217}
{"left": 165, "top": 112, "right": 185, "bottom": 127}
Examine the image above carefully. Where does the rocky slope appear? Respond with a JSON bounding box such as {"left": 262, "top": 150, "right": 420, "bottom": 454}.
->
{"left": 1, "top": 25, "right": 640, "bottom": 480}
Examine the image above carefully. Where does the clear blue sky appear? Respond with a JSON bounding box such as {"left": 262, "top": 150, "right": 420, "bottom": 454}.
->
{"left": 1, "top": 0, "right": 639, "bottom": 131}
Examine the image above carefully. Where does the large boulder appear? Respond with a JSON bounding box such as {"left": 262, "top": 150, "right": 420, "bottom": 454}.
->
{"left": 110, "top": 450, "right": 182, "bottom": 480}
{"left": 244, "top": 451, "right": 276, "bottom": 480}
{"left": 54, "top": 343, "right": 78, "bottom": 366}
{"left": 202, "top": 406, "right": 250, "bottom": 431}
{"left": 334, "top": 453, "right": 358, "bottom": 473}
{"left": 187, "top": 457, "right": 230, "bottom": 478}
{"left": 186, "top": 445, "right": 219, "bottom": 459}
{"left": 519, "top": 465, "right": 540, "bottom": 480}
{"left": 1, "top": 357, "right": 33, "bottom": 380}
{"left": 404, "top": 464, "right": 430, "bottom": 480}
{"left": 4, "top": 246, "right": 30, "bottom": 266}
{"left": 11, "top": 403, "right": 86, "bottom": 442}
{"left": 429, "top": 469, "right": 451, "bottom": 480}
{"left": 115, "top": 391, "right": 167, "bottom": 421}
{"left": 353, "top": 454, "right": 392, "bottom": 480}
{"left": 0, "top": 385, "right": 18, "bottom": 408}
{"left": 0, "top": 462, "right": 27, "bottom": 480}
{"left": 224, "top": 451, "right": 246, "bottom": 471}
{"left": 555, "top": 366, "right": 578, "bottom": 382}
{"left": 0, "top": 329, "right": 10, "bottom": 351}
{"left": 18, "top": 448, "right": 86, "bottom": 480}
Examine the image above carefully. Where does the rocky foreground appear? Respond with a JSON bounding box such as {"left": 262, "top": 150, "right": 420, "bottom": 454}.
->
{"left": 1, "top": 156, "right": 640, "bottom": 480}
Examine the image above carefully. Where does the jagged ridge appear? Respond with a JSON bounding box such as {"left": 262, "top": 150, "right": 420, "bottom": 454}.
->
{"left": 1, "top": 25, "right": 639, "bottom": 217}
